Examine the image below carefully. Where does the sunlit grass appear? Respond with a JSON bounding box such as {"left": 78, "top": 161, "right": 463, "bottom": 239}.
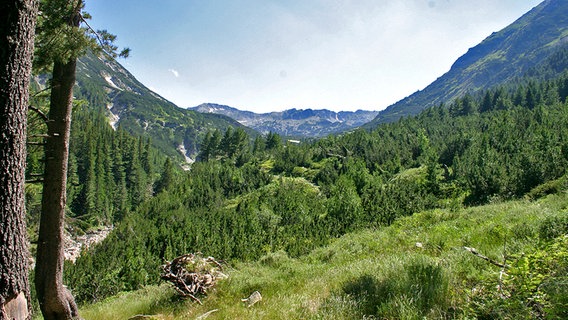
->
{"left": 78, "top": 191, "right": 568, "bottom": 319}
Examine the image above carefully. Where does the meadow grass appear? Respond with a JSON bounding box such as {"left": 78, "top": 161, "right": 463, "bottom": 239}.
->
{"left": 77, "top": 191, "right": 567, "bottom": 319}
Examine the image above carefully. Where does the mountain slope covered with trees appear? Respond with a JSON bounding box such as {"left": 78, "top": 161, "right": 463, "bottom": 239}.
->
{"left": 368, "top": 0, "right": 568, "bottom": 125}
{"left": 65, "top": 67, "right": 568, "bottom": 318}
{"left": 74, "top": 52, "right": 257, "bottom": 162}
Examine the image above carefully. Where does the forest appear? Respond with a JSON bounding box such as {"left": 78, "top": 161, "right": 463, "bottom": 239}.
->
{"left": 52, "top": 65, "right": 568, "bottom": 318}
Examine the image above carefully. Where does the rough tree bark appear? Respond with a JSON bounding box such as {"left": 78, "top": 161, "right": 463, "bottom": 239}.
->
{"left": 0, "top": 1, "right": 39, "bottom": 319}
{"left": 34, "top": 1, "right": 82, "bottom": 319}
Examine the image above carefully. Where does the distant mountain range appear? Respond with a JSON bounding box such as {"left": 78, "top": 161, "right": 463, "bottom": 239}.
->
{"left": 190, "top": 103, "right": 378, "bottom": 138}
{"left": 74, "top": 52, "right": 377, "bottom": 164}
{"left": 71, "top": 0, "right": 568, "bottom": 157}
{"left": 366, "top": 0, "right": 568, "bottom": 127}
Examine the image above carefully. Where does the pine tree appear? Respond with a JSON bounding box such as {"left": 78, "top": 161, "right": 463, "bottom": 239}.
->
{"left": 154, "top": 158, "right": 176, "bottom": 194}
{"left": 34, "top": 1, "right": 128, "bottom": 318}
{"left": 0, "top": 1, "right": 38, "bottom": 318}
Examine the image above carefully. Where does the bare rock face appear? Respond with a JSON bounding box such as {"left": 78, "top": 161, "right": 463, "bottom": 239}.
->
{"left": 191, "top": 103, "right": 380, "bottom": 138}
{"left": 64, "top": 226, "right": 113, "bottom": 262}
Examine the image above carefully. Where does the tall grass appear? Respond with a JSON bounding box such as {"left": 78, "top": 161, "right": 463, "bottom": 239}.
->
{"left": 78, "top": 191, "right": 568, "bottom": 319}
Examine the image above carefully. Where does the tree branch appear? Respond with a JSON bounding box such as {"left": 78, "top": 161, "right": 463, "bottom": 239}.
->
{"left": 31, "top": 86, "right": 52, "bottom": 98}
{"left": 464, "top": 246, "right": 509, "bottom": 268}
{"left": 25, "top": 179, "right": 45, "bottom": 184}
{"left": 80, "top": 15, "right": 129, "bottom": 58}
{"left": 29, "top": 105, "right": 49, "bottom": 123}
{"left": 80, "top": 15, "right": 106, "bottom": 50}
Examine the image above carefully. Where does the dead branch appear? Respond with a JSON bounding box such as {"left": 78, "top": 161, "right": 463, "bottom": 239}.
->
{"left": 464, "top": 246, "right": 509, "bottom": 268}
{"left": 29, "top": 134, "right": 51, "bottom": 138}
{"left": 241, "top": 291, "right": 262, "bottom": 307}
{"left": 160, "top": 253, "right": 227, "bottom": 303}
{"left": 196, "top": 309, "right": 219, "bottom": 320}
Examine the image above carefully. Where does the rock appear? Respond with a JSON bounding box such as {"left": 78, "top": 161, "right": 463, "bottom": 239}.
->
{"left": 64, "top": 226, "right": 113, "bottom": 262}
{"left": 241, "top": 291, "right": 262, "bottom": 307}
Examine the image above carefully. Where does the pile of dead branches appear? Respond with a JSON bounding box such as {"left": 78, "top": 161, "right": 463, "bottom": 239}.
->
{"left": 161, "top": 253, "right": 227, "bottom": 304}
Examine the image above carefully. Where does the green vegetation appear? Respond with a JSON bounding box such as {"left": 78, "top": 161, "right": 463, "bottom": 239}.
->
{"left": 74, "top": 51, "right": 257, "bottom": 162}
{"left": 77, "top": 191, "right": 568, "bottom": 319}
{"left": 47, "top": 69, "right": 568, "bottom": 320}
{"left": 25, "top": 95, "right": 168, "bottom": 248}
{"left": 369, "top": 0, "right": 568, "bottom": 126}
{"left": 25, "top": 5, "right": 568, "bottom": 316}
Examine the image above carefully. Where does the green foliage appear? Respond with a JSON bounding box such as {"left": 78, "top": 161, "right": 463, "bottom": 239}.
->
{"left": 368, "top": 1, "right": 568, "bottom": 126}
{"left": 78, "top": 190, "right": 568, "bottom": 319}
{"left": 34, "top": 0, "right": 129, "bottom": 74}
{"left": 65, "top": 72, "right": 568, "bottom": 305}
{"left": 539, "top": 214, "right": 568, "bottom": 241}
{"left": 469, "top": 236, "right": 568, "bottom": 319}
{"left": 34, "top": 0, "right": 95, "bottom": 72}
{"left": 54, "top": 54, "right": 568, "bottom": 315}
{"left": 73, "top": 50, "right": 257, "bottom": 163}
{"left": 26, "top": 98, "right": 166, "bottom": 232}
{"left": 67, "top": 105, "right": 162, "bottom": 224}
{"left": 198, "top": 127, "right": 252, "bottom": 164}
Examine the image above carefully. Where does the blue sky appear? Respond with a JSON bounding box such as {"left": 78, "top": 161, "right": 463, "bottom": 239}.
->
{"left": 85, "top": 0, "right": 542, "bottom": 113}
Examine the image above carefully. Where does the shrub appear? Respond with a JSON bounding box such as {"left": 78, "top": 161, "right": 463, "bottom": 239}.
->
{"left": 467, "top": 236, "right": 568, "bottom": 319}
{"left": 539, "top": 214, "right": 568, "bottom": 240}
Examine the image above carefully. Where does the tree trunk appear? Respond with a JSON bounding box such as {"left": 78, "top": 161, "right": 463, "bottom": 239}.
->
{"left": 35, "top": 61, "right": 80, "bottom": 320}
{"left": 0, "top": 1, "right": 38, "bottom": 319}
{"left": 34, "top": 2, "right": 81, "bottom": 319}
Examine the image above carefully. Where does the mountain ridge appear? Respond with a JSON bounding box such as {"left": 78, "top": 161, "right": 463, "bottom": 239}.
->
{"left": 190, "top": 103, "right": 378, "bottom": 138}
{"left": 74, "top": 52, "right": 257, "bottom": 163}
{"left": 367, "top": 0, "right": 568, "bottom": 126}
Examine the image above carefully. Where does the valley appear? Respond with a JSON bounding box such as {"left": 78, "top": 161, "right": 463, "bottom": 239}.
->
{"left": 2, "top": 0, "right": 567, "bottom": 319}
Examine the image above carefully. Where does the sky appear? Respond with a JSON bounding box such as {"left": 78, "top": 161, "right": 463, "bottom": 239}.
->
{"left": 84, "top": 0, "right": 543, "bottom": 113}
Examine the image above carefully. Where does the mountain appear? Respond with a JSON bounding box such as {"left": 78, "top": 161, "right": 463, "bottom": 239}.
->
{"left": 74, "top": 52, "right": 257, "bottom": 163}
{"left": 191, "top": 103, "right": 378, "bottom": 138}
{"left": 367, "top": 0, "right": 568, "bottom": 126}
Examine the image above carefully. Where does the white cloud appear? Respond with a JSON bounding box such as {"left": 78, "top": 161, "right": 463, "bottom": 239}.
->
{"left": 168, "top": 69, "right": 179, "bottom": 78}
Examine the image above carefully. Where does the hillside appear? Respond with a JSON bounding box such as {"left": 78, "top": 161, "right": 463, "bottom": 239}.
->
{"left": 191, "top": 103, "right": 378, "bottom": 138}
{"left": 367, "top": 0, "right": 568, "bottom": 126}
{"left": 80, "top": 190, "right": 568, "bottom": 319}
{"left": 63, "top": 72, "right": 568, "bottom": 319}
{"left": 74, "top": 52, "right": 257, "bottom": 163}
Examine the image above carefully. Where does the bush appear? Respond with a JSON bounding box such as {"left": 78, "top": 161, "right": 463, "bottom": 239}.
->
{"left": 525, "top": 175, "right": 568, "bottom": 200}
{"left": 539, "top": 214, "right": 568, "bottom": 240}
{"left": 467, "top": 236, "right": 568, "bottom": 319}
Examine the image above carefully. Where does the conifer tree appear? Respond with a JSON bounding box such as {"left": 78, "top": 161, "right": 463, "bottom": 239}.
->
{"left": 0, "top": 1, "right": 38, "bottom": 318}
{"left": 154, "top": 158, "right": 176, "bottom": 194}
{"left": 33, "top": 1, "right": 128, "bottom": 318}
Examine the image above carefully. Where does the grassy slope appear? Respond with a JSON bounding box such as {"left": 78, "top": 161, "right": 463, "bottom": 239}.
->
{"left": 78, "top": 191, "right": 568, "bottom": 319}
